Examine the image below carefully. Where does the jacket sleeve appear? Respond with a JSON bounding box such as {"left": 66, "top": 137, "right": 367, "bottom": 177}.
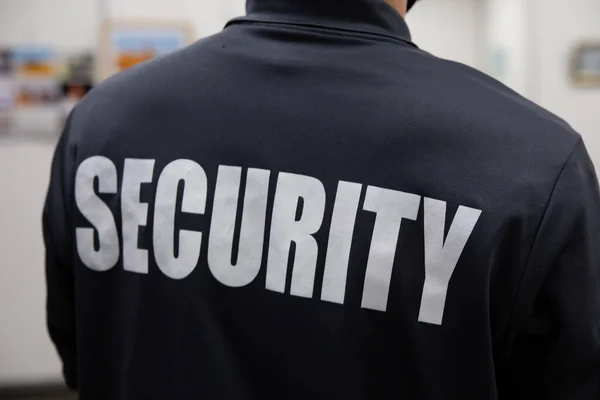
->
{"left": 501, "top": 138, "right": 600, "bottom": 399}
{"left": 43, "top": 116, "right": 78, "bottom": 390}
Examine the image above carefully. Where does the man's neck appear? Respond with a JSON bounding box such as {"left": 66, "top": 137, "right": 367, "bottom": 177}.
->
{"left": 385, "top": 0, "right": 408, "bottom": 17}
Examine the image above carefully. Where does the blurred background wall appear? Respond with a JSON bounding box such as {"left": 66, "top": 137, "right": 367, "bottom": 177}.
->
{"left": 532, "top": 0, "right": 600, "bottom": 144}
{"left": 0, "top": 0, "right": 598, "bottom": 388}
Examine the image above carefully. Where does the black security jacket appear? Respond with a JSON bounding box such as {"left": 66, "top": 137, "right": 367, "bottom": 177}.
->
{"left": 44, "top": 0, "right": 600, "bottom": 398}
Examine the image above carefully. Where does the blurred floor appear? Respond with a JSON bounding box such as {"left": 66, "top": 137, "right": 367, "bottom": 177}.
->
{"left": 0, "top": 385, "right": 76, "bottom": 400}
{"left": 3, "top": 396, "right": 77, "bottom": 400}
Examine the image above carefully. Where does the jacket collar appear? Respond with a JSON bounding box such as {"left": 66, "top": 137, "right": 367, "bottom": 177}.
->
{"left": 238, "top": 0, "right": 413, "bottom": 45}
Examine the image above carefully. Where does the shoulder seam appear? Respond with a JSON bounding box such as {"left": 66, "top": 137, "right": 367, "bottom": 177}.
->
{"left": 501, "top": 134, "right": 582, "bottom": 354}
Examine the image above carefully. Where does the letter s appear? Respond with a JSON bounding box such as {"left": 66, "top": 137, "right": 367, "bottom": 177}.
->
{"left": 75, "top": 156, "right": 120, "bottom": 272}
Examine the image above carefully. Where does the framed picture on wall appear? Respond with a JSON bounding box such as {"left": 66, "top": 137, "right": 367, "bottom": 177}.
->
{"left": 11, "top": 47, "right": 62, "bottom": 109}
{"left": 98, "top": 19, "right": 195, "bottom": 82}
{"left": 571, "top": 42, "right": 600, "bottom": 88}
{"left": 12, "top": 47, "right": 57, "bottom": 79}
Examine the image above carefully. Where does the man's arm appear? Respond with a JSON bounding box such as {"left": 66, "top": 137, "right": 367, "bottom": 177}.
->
{"left": 500, "top": 138, "right": 600, "bottom": 398}
{"left": 43, "top": 116, "right": 78, "bottom": 390}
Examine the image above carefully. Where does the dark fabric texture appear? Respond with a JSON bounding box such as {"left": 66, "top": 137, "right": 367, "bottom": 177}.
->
{"left": 44, "top": 0, "right": 600, "bottom": 399}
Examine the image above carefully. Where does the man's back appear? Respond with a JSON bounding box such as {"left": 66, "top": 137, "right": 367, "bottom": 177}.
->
{"left": 44, "top": 1, "right": 600, "bottom": 399}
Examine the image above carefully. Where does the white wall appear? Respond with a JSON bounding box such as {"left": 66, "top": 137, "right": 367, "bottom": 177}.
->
{"left": 531, "top": 0, "right": 600, "bottom": 161}
{"left": 408, "top": 0, "right": 484, "bottom": 68}
{"left": 107, "top": 0, "right": 246, "bottom": 39}
{"left": 0, "top": 1, "right": 96, "bottom": 386}
{"left": 0, "top": 0, "right": 484, "bottom": 386}
{"left": 0, "top": 0, "right": 98, "bottom": 52}
{"left": 0, "top": 141, "right": 59, "bottom": 386}
{"left": 483, "top": 0, "right": 529, "bottom": 95}
{"left": 482, "top": 0, "right": 600, "bottom": 166}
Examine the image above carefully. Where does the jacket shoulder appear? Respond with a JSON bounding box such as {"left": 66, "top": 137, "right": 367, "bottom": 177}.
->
{"left": 67, "top": 35, "right": 222, "bottom": 142}
{"left": 408, "top": 51, "right": 581, "bottom": 159}
{"left": 436, "top": 55, "right": 578, "bottom": 142}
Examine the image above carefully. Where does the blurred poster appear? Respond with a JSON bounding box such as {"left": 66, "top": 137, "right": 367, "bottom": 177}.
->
{"left": 0, "top": 50, "right": 13, "bottom": 75}
{"left": 572, "top": 43, "right": 600, "bottom": 88}
{"left": 99, "top": 20, "right": 194, "bottom": 80}
{"left": 0, "top": 78, "right": 15, "bottom": 108}
{"left": 15, "top": 79, "right": 61, "bottom": 107}
{"left": 112, "top": 30, "right": 186, "bottom": 71}
{"left": 10, "top": 47, "right": 60, "bottom": 108}
{"left": 13, "top": 47, "right": 57, "bottom": 78}
{"left": 0, "top": 51, "right": 15, "bottom": 135}
{"left": 0, "top": 77, "right": 14, "bottom": 135}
